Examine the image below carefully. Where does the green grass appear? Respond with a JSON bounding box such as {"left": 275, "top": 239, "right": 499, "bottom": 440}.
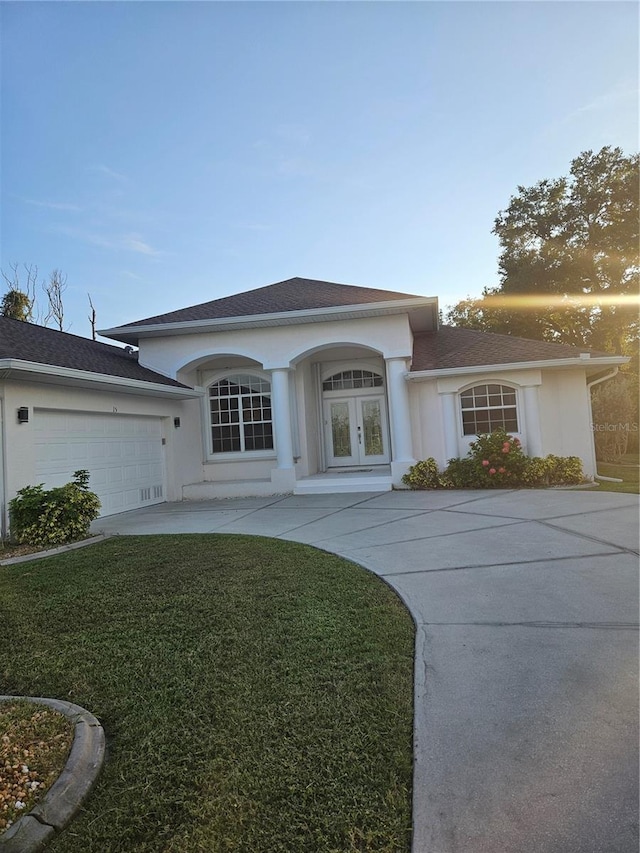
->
{"left": 0, "top": 535, "right": 415, "bottom": 853}
{"left": 591, "top": 453, "right": 639, "bottom": 494}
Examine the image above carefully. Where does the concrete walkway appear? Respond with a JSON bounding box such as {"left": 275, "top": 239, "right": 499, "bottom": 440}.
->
{"left": 92, "top": 489, "right": 640, "bottom": 853}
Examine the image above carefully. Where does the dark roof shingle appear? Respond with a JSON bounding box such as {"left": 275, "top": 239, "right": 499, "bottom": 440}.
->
{"left": 411, "top": 326, "right": 612, "bottom": 371}
{"left": 120, "top": 277, "right": 422, "bottom": 328}
{"left": 0, "top": 317, "right": 188, "bottom": 387}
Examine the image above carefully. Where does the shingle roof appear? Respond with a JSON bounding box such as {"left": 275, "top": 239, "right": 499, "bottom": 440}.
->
{"left": 120, "top": 277, "right": 422, "bottom": 328}
{"left": 411, "top": 326, "right": 612, "bottom": 371}
{"left": 0, "top": 317, "right": 188, "bottom": 387}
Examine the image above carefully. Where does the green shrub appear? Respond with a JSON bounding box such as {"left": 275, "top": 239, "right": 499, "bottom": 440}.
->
{"left": 521, "top": 456, "right": 549, "bottom": 486}
{"left": 544, "top": 454, "right": 583, "bottom": 485}
{"left": 9, "top": 470, "right": 101, "bottom": 547}
{"left": 521, "top": 455, "right": 584, "bottom": 486}
{"left": 402, "top": 458, "right": 448, "bottom": 489}
{"left": 403, "top": 430, "right": 585, "bottom": 490}
{"left": 442, "top": 457, "right": 477, "bottom": 488}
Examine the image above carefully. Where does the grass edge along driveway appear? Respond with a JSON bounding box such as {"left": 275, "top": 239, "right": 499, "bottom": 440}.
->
{"left": 0, "top": 534, "right": 415, "bottom": 853}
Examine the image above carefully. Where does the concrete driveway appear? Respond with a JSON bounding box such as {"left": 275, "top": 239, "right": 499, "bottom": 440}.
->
{"left": 93, "top": 488, "right": 639, "bottom": 853}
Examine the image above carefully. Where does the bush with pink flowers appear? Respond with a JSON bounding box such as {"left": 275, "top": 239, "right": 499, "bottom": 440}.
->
{"left": 403, "top": 429, "right": 584, "bottom": 489}
{"left": 462, "top": 429, "right": 529, "bottom": 487}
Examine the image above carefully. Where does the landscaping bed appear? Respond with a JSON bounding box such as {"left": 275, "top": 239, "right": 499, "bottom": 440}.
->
{"left": 0, "top": 701, "right": 73, "bottom": 833}
{"left": 0, "top": 535, "right": 414, "bottom": 852}
{"left": 0, "top": 542, "right": 47, "bottom": 562}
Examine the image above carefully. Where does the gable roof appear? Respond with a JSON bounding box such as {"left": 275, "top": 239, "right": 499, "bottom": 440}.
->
{"left": 411, "top": 326, "right": 618, "bottom": 372}
{"left": 0, "top": 316, "right": 189, "bottom": 389}
{"left": 117, "top": 277, "right": 423, "bottom": 328}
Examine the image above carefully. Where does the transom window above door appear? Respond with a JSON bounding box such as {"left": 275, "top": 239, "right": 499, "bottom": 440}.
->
{"left": 322, "top": 369, "right": 383, "bottom": 391}
{"left": 209, "top": 374, "right": 273, "bottom": 454}
{"left": 460, "top": 383, "right": 518, "bottom": 435}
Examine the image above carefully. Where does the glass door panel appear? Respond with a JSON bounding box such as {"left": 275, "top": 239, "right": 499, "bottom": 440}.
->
{"left": 361, "top": 399, "right": 383, "bottom": 456}
{"left": 357, "top": 396, "right": 389, "bottom": 463}
{"left": 324, "top": 399, "right": 358, "bottom": 467}
{"left": 330, "top": 401, "right": 353, "bottom": 459}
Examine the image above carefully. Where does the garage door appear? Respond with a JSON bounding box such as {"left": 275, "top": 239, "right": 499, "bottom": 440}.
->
{"left": 34, "top": 410, "right": 166, "bottom": 516}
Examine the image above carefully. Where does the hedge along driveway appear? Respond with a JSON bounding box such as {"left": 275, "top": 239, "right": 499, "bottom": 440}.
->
{"left": 0, "top": 535, "right": 415, "bottom": 853}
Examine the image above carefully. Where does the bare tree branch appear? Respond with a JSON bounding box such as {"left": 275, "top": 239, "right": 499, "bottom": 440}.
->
{"left": 43, "top": 269, "right": 68, "bottom": 331}
{"left": 88, "top": 292, "right": 97, "bottom": 340}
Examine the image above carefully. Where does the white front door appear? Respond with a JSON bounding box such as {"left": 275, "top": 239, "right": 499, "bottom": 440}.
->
{"left": 324, "top": 395, "right": 389, "bottom": 467}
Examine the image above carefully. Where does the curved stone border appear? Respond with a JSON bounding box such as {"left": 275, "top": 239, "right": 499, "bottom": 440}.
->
{"left": 0, "top": 697, "right": 105, "bottom": 853}
{"left": 0, "top": 534, "right": 109, "bottom": 567}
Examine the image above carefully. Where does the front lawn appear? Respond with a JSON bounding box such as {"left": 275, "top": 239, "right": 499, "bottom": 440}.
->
{"left": 591, "top": 453, "right": 640, "bottom": 494}
{"left": 0, "top": 535, "right": 414, "bottom": 853}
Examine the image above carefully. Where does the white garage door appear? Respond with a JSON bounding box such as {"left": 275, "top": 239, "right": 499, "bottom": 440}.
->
{"left": 34, "top": 410, "right": 166, "bottom": 516}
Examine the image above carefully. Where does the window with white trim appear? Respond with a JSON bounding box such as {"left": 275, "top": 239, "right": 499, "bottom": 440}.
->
{"left": 209, "top": 374, "right": 273, "bottom": 453}
{"left": 460, "top": 384, "right": 518, "bottom": 436}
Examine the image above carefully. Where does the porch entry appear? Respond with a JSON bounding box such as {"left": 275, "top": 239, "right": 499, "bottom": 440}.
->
{"left": 321, "top": 366, "right": 390, "bottom": 468}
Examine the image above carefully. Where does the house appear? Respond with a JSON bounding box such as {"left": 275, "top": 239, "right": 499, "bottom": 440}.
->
{"left": 0, "top": 277, "right": 627, "bottom": 529}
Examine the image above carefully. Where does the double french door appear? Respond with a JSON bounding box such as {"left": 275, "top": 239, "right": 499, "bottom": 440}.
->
{"left": 323, "top": 395, "right": 390, "bottom": 467}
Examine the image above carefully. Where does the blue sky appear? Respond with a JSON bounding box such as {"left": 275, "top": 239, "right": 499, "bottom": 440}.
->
{"left": 1, "top": 1, "right": 637, "bottom": 341}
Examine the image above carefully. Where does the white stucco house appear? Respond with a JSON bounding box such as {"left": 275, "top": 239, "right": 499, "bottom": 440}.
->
{"left": 0, "top": 277, "right": 627, "bottom": 530}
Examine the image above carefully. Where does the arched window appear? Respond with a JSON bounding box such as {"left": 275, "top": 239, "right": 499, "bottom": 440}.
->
{"left": 209, "top": 374, "right": 273, "bottom": 453}
{"left": 460, "top": 384, "right": 518, "bottom": 436}
{"left": 322, "top": 369, "right": 383, "bottom": 391}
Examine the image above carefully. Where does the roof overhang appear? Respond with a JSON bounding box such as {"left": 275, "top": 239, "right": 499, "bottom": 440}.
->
{"left": 99, "top": 297, "right": 440, "bottom": 345}
{"left": 406, "top": 355, "right": 630, "bottom": 381}
{"left": 0, "top": 359, "right": 202, "bottom": 399}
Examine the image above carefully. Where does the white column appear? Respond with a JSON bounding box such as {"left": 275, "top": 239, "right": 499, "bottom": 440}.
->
{"left": 441, "top": 392, "right": 459, "bottom": 461}
{"left": 386, "top": 357, "right": 415, "bottom": 485}
{"left": 270, "top": 368, "right": 294, "bottom": 469}
{"left": 522, "top": 385, "right": 543, "bottom": 457}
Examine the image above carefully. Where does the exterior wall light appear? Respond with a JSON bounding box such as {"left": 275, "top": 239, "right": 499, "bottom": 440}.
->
{"left": 17, "top": 407, "right": 29, "bottom": 424}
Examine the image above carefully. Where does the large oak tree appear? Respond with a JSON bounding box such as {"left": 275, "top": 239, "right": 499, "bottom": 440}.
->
{"left": 447, "top": 147, "right": 639, "bottom": 354}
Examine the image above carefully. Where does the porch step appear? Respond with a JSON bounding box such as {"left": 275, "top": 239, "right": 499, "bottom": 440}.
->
{"left": 294, "top": 475, "right": 392, "bottom": 495}
{"left": 183, "top": 472, "right": 394, "bottom": 500}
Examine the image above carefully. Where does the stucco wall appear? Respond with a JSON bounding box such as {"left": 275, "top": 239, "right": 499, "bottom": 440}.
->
{"left": 139, "top": 319, "right": 407, "bottom": 483}
{"left": 408, "top": 379, "right": 445, "bottom": 466}
{"left": 137, "top": 314, "right": 413, "bottom": 377}
{"left": 538, "top": 368, "right": 596, "bottom": 477}
{"left": 295, "top": 361, "right": 318, "bottom": 477}
{"left": 201, "top": 456, "right": 276, "bottom": 483}
{"left": 407, "top": 367, "right": 596, "bottom": 478}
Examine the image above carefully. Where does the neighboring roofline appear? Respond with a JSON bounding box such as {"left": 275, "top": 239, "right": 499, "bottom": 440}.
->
{"left": 99, "top": 297, "right": 439, "bottom": 344}
{"left": 406, "top": 355, "right": 630, "bottom": 380}
{"left": 0, "top": 359, "right": 202, "bottom": 399}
